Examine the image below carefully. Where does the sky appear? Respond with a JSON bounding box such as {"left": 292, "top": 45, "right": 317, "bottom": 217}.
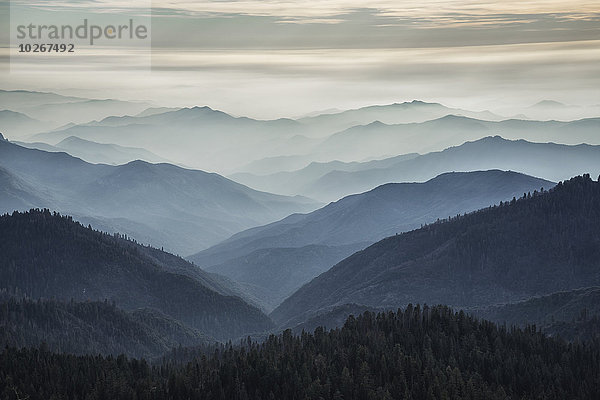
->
{"left": 0, "top": 0, "right": 599, "bottom": 118}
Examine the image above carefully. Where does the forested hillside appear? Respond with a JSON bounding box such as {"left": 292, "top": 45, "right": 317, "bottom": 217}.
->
{"left": 196, "top": 170, "right": 552, "bottom": 311}
{"left": 0, "top": 209, "right": 273, "bottom": 340}
{"left": 2, "top": 307, "right": 599, "bottom": 399}
{"left": 0, "top": 297, "right": 211, "bottom": 359}
{"left": 272, "top": 174, "right": 600, "bottom": 327}
{"left": 474, "top": 287, "right": 600, "bottom": 342}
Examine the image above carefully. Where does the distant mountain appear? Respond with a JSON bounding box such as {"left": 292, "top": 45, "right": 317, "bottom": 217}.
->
{"left": 533, "top": 100, "right": 567, "bottom": 108}
{"left": 271, "top": 175, "right": 600, "bottom": 328}
{"left": 299, "top": 100, "right": 505, "bottom": 136}
{"left": 206, "top": 244, "right": 365, "bottom": 312}
{"left": 233, "top": 135, "right": 600, "bottom": 204}
{"left": 294, "top": 136, "right": 600, "bottom": 202}
{"left": 0, "top": 89, "right": 151, "bottom": 127}
{"left": 15, "top": 136, "right": 171, "bottom": 165}
{"left": 12, "top": 140, "right": 58, "bottom": 152}
{"left": 26, "top": 97, "right": 600, "bottom": 173}
{"left": 56, "top": 136, "right": 170, "bottom": 164}
{"left": 193, "top": 171, "right": 553, "bottom": 311}
{"left": 294, "top": 107, "right": 343, "bottom": 119}
{"left": 0, "top": 89, "right": 83, "bottom": 109}
{"left": 0, "top": 140, "right": 318, "bottom": 254}
{"left": 0, "top": 110, "right": 47, "bottom": 139}
{"left": 32, "top": 106, "right": 315, "bottom": 172}
{"left": 314, "top": 115, "right": 600, "bottom": 165}
{"left": 518, "top": 100, "right": 600, "bottom": 121}
{"left": 230, "top": 153, "right": 419, "bottom": 198}
{"left": 135, "top": 106, "right": 181, "bottom": 117}
{"left": 232, "top": 155, "right": 316, "bottom": 176}
{"left": 0, "top": 297, "right": 211, "bottom": 359}
{"left": 0, "top": 209, "right": 274, "bottom": 340}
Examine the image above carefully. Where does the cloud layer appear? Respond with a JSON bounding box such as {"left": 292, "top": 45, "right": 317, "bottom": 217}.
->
{"left": 2, "top": 1, "right": 599, "bottom": 118}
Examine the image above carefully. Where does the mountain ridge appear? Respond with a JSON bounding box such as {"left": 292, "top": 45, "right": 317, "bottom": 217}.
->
{"left": 0, "top": 209, "right": 274, "bottom": 340}
{"left": 0, "top": 139, "right": 318, "bottom": 254}
{"left": 193, "top": 170, "right": 554, "bottom": 311}
{"left": 271, "top": 175, "right": 600, "bottom": 327}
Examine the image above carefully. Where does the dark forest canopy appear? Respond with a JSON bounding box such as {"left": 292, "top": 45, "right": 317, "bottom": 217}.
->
{"left": 0, "top": 209, "right": 273, "bottom": 341}
{"left": 2, "top": 306, "right": 600, "bottom": 400}
{"left": 0, "top": 296, "right": 211, "bottom": 359}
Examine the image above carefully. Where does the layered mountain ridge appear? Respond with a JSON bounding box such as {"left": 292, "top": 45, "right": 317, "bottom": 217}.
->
{"left": 272, "top": 175, "right": 600, "bottom": 328}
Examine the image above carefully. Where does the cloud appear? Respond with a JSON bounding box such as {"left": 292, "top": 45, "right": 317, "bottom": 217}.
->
{"left": 10, "top": 1, "right": 600, "bottom": 25}
{"left": 2, "top": 1, "right": 599, "bottom": 118}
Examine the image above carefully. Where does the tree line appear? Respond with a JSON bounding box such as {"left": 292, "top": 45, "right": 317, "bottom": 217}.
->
{"left": 2, "top": 305, "right": 599, "bottom": 399}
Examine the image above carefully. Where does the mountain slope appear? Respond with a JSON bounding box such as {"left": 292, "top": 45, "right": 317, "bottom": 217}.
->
{"left": 193, "top": 171, "right": 553, "bottom": 311}
{"left": 0, "top": 139, "right": 317, "bottom": 254}
{"left": 0, "top": 110, "right": 47, "bottom": 138}
{"left": 475, "top": 286, "right": 600, "bottom": 334}
{"left": 14, "top": 136, "right": 171, "bottom": 165}
{"left": 305, "top": 136, "right": 600, "bottom": 201}
{"left": 271, "top": 175, "right": 600, "bottom": 327}
{"left": 0, "top": 209, "right": 274, "bottom": 340}
{"left": 193, "top": 170, "right": 553, "bottom": 265}
{"left": 206, "top": 244, "right": 365, "bottom": 312}
{"left": 32, "top": 106, "right": 314, "bottom": 172}
{"left": 56, "top": 136, "right": 170, "bottom": 165}
{"left": 313, "top": 116, "right": 600, "bottom": 170}
{"left": 515, "top": 100, "right": 600, "bottom": 121}
{"left": 299, "top": 100, "right": 504, "bottom": 135}
{"left": 230, "top": 153, "right": 420, "bottom": 198}
{"left": 296, "top": 289, "right": 600, "bottom": 342}
{"left": 0, "top": 297, "right": 211, "bottom": 359}
{"left": 0, "top": 89, "right": 151, "bottom": 127}
{"left": 0, "top": 166, "right": 50, "bottom": 212}
{"left": 472, "top": 287, "right": 600, "bottom": 342}
{"left": 4, "top": 306, "right": 600, "bottom": 399}
{"left": 232, "top": 136, "right": 600, "bottom": 202}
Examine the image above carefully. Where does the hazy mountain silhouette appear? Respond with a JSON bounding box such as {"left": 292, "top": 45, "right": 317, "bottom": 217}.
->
{"left": 232, "top": 155, "right": 318, "bottom": 176}
{"left": 0, "top": 140, "right": 318, "bottom": 254}
{"left": 515, "top": 100, "right": 600, "bottom": 121}
{"left": 15, "top": 136, "right": 171, "bottom": 165}
{"left": 236, "top": 136, "right": 600, "bottom": 202}
{"left": 314, "top": 115, "right": 600, "bottom": 165}
{"left": 205, "top": 244, "right": 365, "bottom": 312}
{"left": 299, "top": 101, "right": 504, "bottom": 135}
{"left": 26, "top": 96, "right": 600, "bottom": 173}
{"left": 134, "top": 106, "right": 181, "bottom": 117}
{"left": 0, "top": 89, "right": 151, "bottom": 127}
{"left": 32, "top": 106, "right": 315, "bottom": 172}
{"left": 0, "top": 110, "right": 47, "bottom": 139}
{"left": 271, "top": 175, "right": 600, "bottom": 328}
{"left": 230, "top": 153, "right": 420, "bottom": 198}
{"left": 193, "top": 171, "right": 552, "bottom": 311}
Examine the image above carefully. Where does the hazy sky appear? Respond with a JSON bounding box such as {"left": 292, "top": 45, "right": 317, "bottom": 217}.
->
{"left": 1, "top": 0, "right": 599, "bottom": 118}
